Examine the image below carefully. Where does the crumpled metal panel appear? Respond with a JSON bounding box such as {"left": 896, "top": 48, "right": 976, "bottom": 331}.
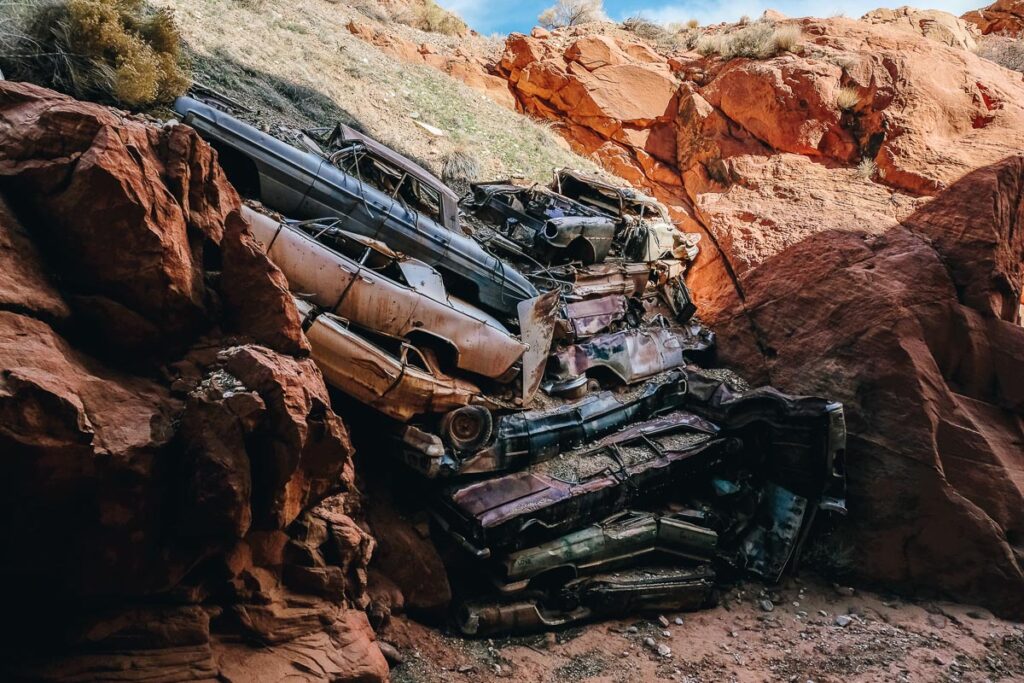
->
{"left": 561, "top": 294, "right": 630, "bottom": 340}
{"left": 518, "top": 290, "right": 561, "bottom": 404}
{"left": 550, "top": 323, "right": 715, "bottom": 384}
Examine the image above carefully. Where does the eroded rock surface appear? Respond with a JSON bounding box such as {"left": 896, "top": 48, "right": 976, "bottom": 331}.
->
{"left": 964, "top": 0, "right": 1024, "bottom": 36}
{"left": 0, "top": 82, "right": 386, "bottom": 682}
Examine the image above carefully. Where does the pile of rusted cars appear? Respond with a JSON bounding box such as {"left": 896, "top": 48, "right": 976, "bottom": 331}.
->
{"left": 175, "top": 97, "right": 847, "bottom": 636}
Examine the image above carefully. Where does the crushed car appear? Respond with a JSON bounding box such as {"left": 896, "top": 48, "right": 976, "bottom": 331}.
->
{"left": 552, "top": 168, "right": 701, "bottom": 263}
{"left": 176, "top": 97, "right": 849, "bottom": 637}
{"left": 174, "top": 97, "right": 537, "bottom": 317}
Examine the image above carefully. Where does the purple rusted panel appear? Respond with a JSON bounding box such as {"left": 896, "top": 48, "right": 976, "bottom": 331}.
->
{"left": 563, "top": 294, "right": 629, "bottom": 340}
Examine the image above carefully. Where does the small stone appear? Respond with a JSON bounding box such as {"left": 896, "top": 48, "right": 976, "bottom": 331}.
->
{"left": 627, "top": 625, "right": 639, "bottom": 634}
{"left": 457, "top": 664, "right": 474, "bottom": 674}
{"left": 818, "top": 610, "right": 828, "bottom": 617}
{"left": 927, "top": 614, "right": 948, "bottom": 629}
{"left": 662, "top": 630, "right": 671, "bottom": 638}
{"left": 833, "top": 584, "right": 856, "bottom": 597}
{"left": 493, "top": 664, "right": 502, "bottom": 675}
{"left": 657, "top": 615, "right": 670, "bottom": 627}
{"left": 760, "top": 599, "right": 775, "bottom": 612}
{"left": 657, "top": 643, "right": 672, "bottom": 657}
{"left": 792, "top": 601, "right": 800, "bottom": 608}
{"left": 545, "top": 632, "right": 557, "bottom": 647}
{"left": 835, "top": 615, "right": 853, "bottom": 627}
{"left": 377, "top": 642, "right": 404, "bottom": 666}
{"left": 644, "top": 636, "right": 657, "bottom": 649}
{"left": 674, "top": 617, "right": 684, "bottom": 625}
{"left": 934, "top": 654, "right": 948, "bottom": 665}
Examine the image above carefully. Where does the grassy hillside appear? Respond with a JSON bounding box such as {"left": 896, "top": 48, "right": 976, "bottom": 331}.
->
{"left": 154, "top": 0, "right": 594, "bottom": 182}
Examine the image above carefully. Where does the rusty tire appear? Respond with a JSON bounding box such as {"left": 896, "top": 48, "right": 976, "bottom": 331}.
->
{"left": 440, "top": 406, "right": 493, "bottom": 452}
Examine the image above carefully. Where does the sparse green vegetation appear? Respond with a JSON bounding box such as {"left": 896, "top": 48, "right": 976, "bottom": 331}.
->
{"left": 696, "top": 21, "right": 802, "bottom": 60}
{"left": 0, "top": 0, "right": 189, "bottom": 107}
{"left": 835, "top": 85, "right": 860, "bottom": 110}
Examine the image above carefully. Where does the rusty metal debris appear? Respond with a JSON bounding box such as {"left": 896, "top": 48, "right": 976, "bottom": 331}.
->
{"left": 176, "top": 96, "right": 849, "bottom": 636}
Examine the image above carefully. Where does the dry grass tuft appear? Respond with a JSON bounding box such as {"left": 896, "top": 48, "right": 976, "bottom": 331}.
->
{"left": 857, "top": 157, "right": 877, "bottom": 179}
{"left": 440, "top": 147, "right": 480, "bottom": 192}
{"left": 835, "top": 85, "right": 860, "bottom": 110}
{"left": 1, "top": 0, "right": 189, "bottom": 107}
{"left": 687, "top": 18, "right": 700, "bottom": 29}
{"left": 696, "top": 21, "right": 802, "bottom": 60}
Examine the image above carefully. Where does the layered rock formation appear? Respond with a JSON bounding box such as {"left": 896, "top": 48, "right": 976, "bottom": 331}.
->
{"left": 485, "top": 16, "right": 1024, "bottom": 616}
{"left": 964, "top": 0, "right": 1024, "bottom": 36}
{"left": 0, "top": 81, "right": 387, "bottom": 681}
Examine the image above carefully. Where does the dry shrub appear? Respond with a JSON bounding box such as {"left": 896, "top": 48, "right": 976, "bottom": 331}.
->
{"left": 975, "top": 36, "right": 1024, "bottom": 73}
{"left": 835, "top": 85, "right": 860, "bottom": 110}
{"left": 687, "top": 18, "right": 700, "bottom": 29}
{"left": 621, "top": 15, "right": 682, "bottom": 52}
{"left": 2, "top": 0, "right": 189, "bottom": 107}
{"left": 403, "top": 0, "right": 466, "bottom": 36}
{"left": 538, "top": 0, "right": 604, "bottom": 29}
{"left": 696, "top": 21, "right": 802, "bottom": 60}
{"left": 440, "top": 147, "right": 479, "bottom": 192}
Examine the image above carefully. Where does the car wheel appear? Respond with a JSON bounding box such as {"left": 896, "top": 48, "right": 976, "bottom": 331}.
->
{"left": 440, "top": 406, "right": 493, "bottom": 452}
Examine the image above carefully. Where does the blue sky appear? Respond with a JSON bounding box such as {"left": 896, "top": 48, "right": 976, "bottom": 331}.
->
{"left": 437, "top": 0, "right": 979, "bottom": 36}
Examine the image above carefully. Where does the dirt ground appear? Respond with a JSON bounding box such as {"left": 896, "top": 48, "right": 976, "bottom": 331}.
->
{"left": 379, "top": 574, "right": 1024, "bottom": 683}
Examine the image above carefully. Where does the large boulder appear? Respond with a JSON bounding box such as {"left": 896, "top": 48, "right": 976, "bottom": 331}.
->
{"left": 706, "top": 157, "right": 1024, "bottom": 618}
{"left": 963, "top": 0, "right": 1024, "bottom": 36}
{"left": 0, "top": 82, "right": 384, "bottom": 681}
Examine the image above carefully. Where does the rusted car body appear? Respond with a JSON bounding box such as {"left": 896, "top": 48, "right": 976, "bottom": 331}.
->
{"left": 497, "top": 510, "right": 718, "bottom": 592}
{"left": 403, "top": 370, "right": 697, "bottom": 477}
{"left": 552, "top": 169, "right": 701, "bottom": 263}
{"left": 546, "top": 262, "right": 653, "bottom": 300}
{"left": 550, "top": 323, "right": 715, "bottom": 385}
{"left": 462, "top": 183, "right": 617, "bottom": 265}
{"left": 295, "top": 299, "right": 481, "bottom": 422}
{"left": 457, "top": 565, "right": 716, "bottom": 636}
{"left": 174, "top": 97, "right": 536, "bottom": 316}
{"left": 243, "top": 207, "right": 527, "bottom": 381}
{"left": 323, "top": 124, "right": 460, "bottom": 233}
{"left": 432, "top": 369, "right": 847, "bottom": 562}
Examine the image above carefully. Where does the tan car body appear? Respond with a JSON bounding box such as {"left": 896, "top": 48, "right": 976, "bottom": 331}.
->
{"left": 296, "top": 299, "right": 480, "bottom": 421}
{"left": 244, "top": 206, "right": 526, "bottom": 380}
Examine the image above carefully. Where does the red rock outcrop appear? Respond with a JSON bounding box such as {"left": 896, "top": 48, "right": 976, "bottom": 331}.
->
{"left": 485, "top": 18, "right": 1024, "bottom": 616}
{"left": 0, "top": 82, "right": 386, "bottom": 681}
{"left": 964, "top": 0, "right": 1024, "bottom": 36}
{"left": 861, "top": 6, "right": 980, "bottom": 48}
{"left": 708, "top": 158, "right": 1024, "bottom": 616}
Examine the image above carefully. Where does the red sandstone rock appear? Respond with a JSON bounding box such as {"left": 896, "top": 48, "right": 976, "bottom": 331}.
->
{"left": 0, "top": 83, "right": 382, "bottom": 680}
{"left": 964, "top": 0, "right": 1024, "bottom": 36}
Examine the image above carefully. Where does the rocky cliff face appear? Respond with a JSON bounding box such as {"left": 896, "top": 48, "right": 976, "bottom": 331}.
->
{"left": 964, "top": 0, "right": 1024, "bottom": 36}
{"left": 483, "top": 15, "right": 1024, "bottom": 616}
{"left": 0, "top": 81, "right": 387, "bottom": 681}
